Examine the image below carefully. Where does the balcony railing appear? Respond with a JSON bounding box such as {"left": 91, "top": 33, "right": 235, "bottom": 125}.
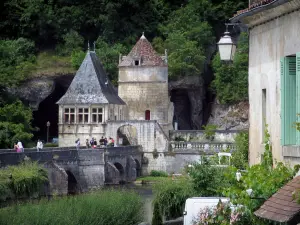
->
{"left": 170, "top": 141, "right": 236, "bottom": 153}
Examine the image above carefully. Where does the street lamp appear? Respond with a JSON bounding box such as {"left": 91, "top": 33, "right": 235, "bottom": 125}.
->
{"left": 217, "top": 24, "right": 237, "bottom": 62}
{"left": 46, "top": 121, "right": 50, "bottom": 143}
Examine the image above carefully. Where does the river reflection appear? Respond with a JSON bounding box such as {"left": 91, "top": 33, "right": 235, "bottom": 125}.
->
{"left": 104, "top": 183, "right": 154, "bottom": 223}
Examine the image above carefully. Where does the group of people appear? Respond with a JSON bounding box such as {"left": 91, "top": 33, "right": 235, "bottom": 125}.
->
{"left": 81, "top": 136, "right": 115, "bottom": 149}
{"left": 13, "top": 140, "right": 24, "bottom": 153}
{"left": 14, "top": 139, "right": 44, "bottom": 152}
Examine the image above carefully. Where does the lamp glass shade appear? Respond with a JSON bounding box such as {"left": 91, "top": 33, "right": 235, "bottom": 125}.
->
{"left": 217, "top": 31, "right": 236, "bottom": 61}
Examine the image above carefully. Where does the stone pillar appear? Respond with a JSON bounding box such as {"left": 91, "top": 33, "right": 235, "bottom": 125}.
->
{"left": 77, "top": 150, "right": 105, "bottom": 191}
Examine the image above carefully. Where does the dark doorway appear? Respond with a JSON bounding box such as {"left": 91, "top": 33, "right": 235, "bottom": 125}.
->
{"left": 145, "top": 110, "right": 150, "bottom": 120}
{"left": 135, "top": 159, "right": 141, "bottom": 177}
{"left": 66, "top": 170, "right": 79, "bottom": 195}
{"left": 170, "top": 89, "right": 191, "bottom": 130}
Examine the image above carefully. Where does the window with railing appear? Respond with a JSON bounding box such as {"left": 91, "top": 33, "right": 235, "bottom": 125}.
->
{"left": 92, "top": 108, "right": 103, "bottom": 123}
{"left": 78, "top": 108, "right": 89, "bottom": 123}
{"left": 64, "top": 108, "right": 75, "bottom": 123}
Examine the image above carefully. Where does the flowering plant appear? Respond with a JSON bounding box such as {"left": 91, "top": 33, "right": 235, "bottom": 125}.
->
{"left": 193, "top": 201, "right": 241, "bottom": 225}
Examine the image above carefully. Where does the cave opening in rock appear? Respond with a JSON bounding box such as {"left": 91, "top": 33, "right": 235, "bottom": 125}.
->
{"left": 170, "top": 89, "right": 192, "bottom": 130}
{"left": 32, "top": 77, "right": 71, "bottom": 142}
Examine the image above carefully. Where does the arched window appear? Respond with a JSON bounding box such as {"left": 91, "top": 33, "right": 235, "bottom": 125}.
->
{"left": 145, "top": 110, "right": 150, "bottom": 120}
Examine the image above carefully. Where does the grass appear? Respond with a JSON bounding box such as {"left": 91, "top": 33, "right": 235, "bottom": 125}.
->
{"left": 31, "top": 51, "right": 75, "bottom": 77}
{"left": 0, "top": 190, "right": 143, "bottom": 225}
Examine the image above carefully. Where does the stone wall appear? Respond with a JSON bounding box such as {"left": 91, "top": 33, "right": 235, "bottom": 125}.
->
{"left": 142, "top": 151, "right": 210, "bottom": 174}
{"left": 169, "top": 130, "right": 242, "bottom": 143}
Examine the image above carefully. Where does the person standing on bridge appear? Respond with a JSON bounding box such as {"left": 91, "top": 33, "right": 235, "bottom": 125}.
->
{"left": 17, "top": 140, "right": 24, "bottom": 152}
{"left": 75, "top": 138, "right": 80, "bottom": 150}
{"left": 36, "top": 140, "right": 43, "bottom": 152}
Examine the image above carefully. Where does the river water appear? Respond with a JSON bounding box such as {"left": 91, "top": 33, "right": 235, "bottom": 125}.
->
{"left": 105, "top": 183, "right": 154, "bottom": 223}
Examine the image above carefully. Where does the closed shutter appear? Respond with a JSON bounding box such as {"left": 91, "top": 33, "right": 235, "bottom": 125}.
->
{"left": 281, "top": 57, "right": 285, "bottom": 145}
{"left": 281, "top": 57, "right": 296, "bottom": 145}
{"left": 296, "top": 53, "right": 300, "bottom": 144}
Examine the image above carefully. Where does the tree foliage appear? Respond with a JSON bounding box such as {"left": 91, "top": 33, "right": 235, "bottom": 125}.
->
{"left": 212, "top": 32, "right": 249, "bottom": 104}
{"left": 0, "top": 101, "right": 34, "bottom": 148}
{"left": 0, "top": 38, "right": 36, "bottom": 87}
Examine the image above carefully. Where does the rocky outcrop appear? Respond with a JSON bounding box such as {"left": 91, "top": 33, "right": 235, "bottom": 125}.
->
{"left": 169, "top": 76, "right": 205, "bottom": 130}
{"left": 8, "top": 75, "right": 73, "bottom": 110}
{"left": 207, "top": 100, "right": 249, "bottom": 130}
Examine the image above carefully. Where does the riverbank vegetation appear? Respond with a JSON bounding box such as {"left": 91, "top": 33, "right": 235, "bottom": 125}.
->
{"left": 0, "top": 190, "right": 143, "bottom": 225}
{"left": 152, "top": 128, "right": 296, "bottom": 224}
{"left": 0, "top": 161, "right": 48, "bottom": 202}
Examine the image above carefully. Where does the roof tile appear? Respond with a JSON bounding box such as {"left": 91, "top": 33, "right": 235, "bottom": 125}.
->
{"left": 119, "top": 34, "right": 166, "bottom": 67}
{"left": 254, "top": 176, "right": 300, "bottom": 223}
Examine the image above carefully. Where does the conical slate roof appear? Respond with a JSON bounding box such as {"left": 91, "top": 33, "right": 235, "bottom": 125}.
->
{"left": 119, "top": 34, "right": 166, "bottom": 67}
{"left": 57, "top": 51, "right": 125, "bottom": 105}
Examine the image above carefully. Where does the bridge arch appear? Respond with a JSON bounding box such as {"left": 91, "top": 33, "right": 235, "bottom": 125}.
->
{"left": 117, "top": 124, "right": 138, "bottom": 146}
{"left": 65, "top": 170, "right": 79, "bottom": 194}
{"left": 114, "top": 162, "right": 125, "bottom": 181}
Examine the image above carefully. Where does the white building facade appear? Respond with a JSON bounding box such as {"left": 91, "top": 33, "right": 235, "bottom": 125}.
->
{"left": 232, "top": 0, "right": 300, "bottom": 166}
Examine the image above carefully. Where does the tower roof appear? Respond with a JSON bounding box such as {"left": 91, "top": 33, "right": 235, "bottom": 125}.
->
{"left": 119, "top": 34, "right": 166, "bottom": 67}
{"left": 57, "top": 51, "right": 125, "bottom": 105}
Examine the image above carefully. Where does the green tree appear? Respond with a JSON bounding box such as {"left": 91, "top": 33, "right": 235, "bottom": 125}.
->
{"left": 159, "top": 0, "right": 214, "bottom": 79}
{"left": 0, "top": 38, "right": 36, "bottom": 87}
{"left": 56, "top": 30, "right": 84, "bottom": 56}
{"left": 0, "top": 101, "right": 34, "bottom": 148}
{"left": 95, "top": 38, "right": 128, "bottom": 85}
{"left": 212, "top": 32, "right": 249, "bottom": 104}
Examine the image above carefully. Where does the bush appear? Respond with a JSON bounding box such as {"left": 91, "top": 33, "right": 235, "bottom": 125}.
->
{"left": 152, "top": 178, "right": 196, "bottom": 220}
{"left": 232, "top": 131, "right": 249, "bottom": 169}
{"left": 0, "top": 190, "right": 143, "bottom": 225}
{"left": 188, "top": 158, "right": 230, "bottom": 196}
{"left": 0, "top": 161, "right": 48, "bottom": 201}
{"left": 152, "top": 201, "right": 163, "bottom": 225}
{"left": 150, "top": 170, "right": 168, "bottom": 177}
{"left": 44, "top": 143, "right": 59, "bottom": 148}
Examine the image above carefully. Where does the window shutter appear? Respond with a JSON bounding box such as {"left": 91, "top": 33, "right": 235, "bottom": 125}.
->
{"left": 281, "top": 57, "right": 286, "bottom": 145}
{"left": 296, "top": 53, "right": 300, "bottom": 144}
{"left": 283, "top": 57, "right": 296, "bottom": 145}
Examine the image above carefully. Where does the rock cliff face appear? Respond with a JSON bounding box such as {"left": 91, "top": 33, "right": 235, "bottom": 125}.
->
{"left": 207, "top": 100, "right": 249, "bottom": 130}
{"left": 9, "top": 75, "right": 73, "bottom": 110}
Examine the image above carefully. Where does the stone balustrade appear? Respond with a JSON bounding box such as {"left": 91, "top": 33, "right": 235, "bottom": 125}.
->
{"left": 170, "top": 141, "right": 236, "bottom": 153}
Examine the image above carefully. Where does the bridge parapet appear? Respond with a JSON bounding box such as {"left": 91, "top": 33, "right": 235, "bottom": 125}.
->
{"left": 105, "top": 146, "right": 142, "bottom": 156}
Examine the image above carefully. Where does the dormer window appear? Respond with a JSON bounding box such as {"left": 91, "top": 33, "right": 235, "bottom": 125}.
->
{"left": 134, "top": 60, "right": 139, "bottom": 66}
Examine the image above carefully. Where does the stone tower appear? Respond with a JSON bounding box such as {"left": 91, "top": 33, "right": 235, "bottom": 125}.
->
{"left": 118, "top": 34, "right": 173, "bottom": 131}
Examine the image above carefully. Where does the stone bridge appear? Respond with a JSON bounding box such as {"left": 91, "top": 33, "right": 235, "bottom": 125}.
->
{"left": 0, "top": 146, "right": 142, "bottom": 195}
